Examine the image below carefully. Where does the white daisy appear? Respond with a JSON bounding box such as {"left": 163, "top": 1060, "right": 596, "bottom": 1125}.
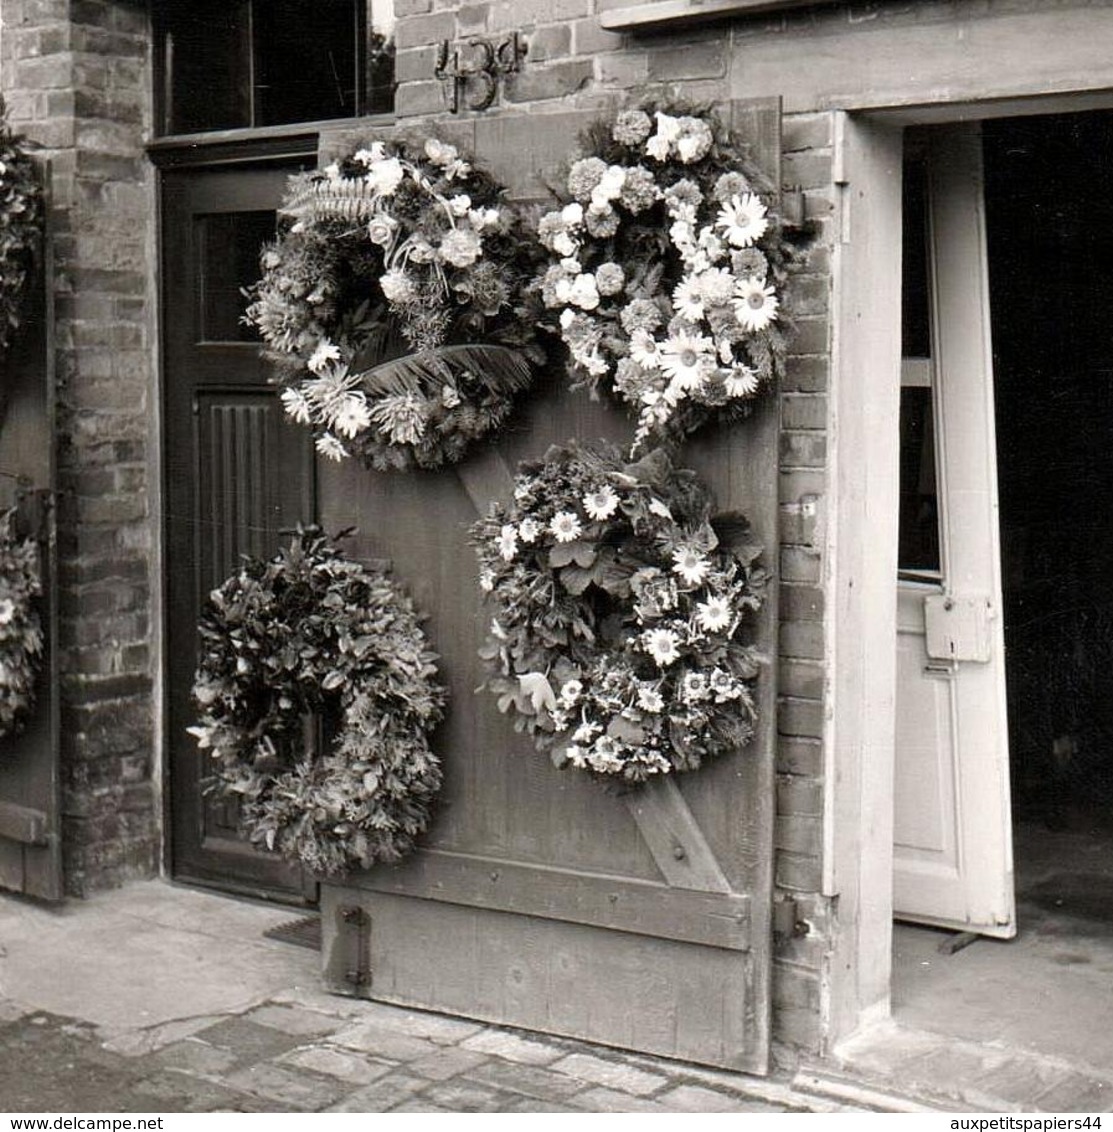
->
{"left": 682, "top": 672, "right": 710, "bottom": 702}
{"left": 559, "top": 679, "right": 583, "bottom": 705}
{"left": 583, "top": 485, "right": 619, "bottom": 520}
{"left": 518, "top": 517, "right": 541, "bottom": 543}
{"left": 658, "top": 329, "right": 714, "bottom": 390}
{"left": 550, "top": 511, "right": 583, "bottom": 543}
{"left": 697, "top": 595, "right": 733, "bottom": 633}
{"left": 629, "top": 329, "right": 663, "bottom": 370}
{"left": 566, "top": 744, "right": 589, "bottom": 769}
{"left": 497, "top": 523, "right": 518, "bottom": 562}
{"left": 672, "top": 546, "right": 711, "bottom": 586}
{"left": 307, "top": 339, "right": 342, "bottom": 375}
{"left": 642, "top": 627, "right": 681, "bottom": 667}
{"left": 733, "top": 277, "right": 779, "bottom": 332}
{"left": 672, "top": 276, "right": 705, "bottom": 321}
{"left": 315, "top": 432, "right": 348, "bottom": 462}
{"left": 723, "top": 365, "right": 760, "bottom": 398}
{"left": 716, "top": 192, "right": 770, "bottom": 248}
{"left": 637, "top": 684, "right": 665, "bottom": 713}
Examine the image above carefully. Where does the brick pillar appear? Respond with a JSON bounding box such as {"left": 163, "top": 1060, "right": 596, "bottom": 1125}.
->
{"left": 1, "top": 0, "right": 158, "bottom": 895}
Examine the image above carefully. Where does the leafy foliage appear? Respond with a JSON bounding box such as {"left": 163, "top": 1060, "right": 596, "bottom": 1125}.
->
{"left": 189, "top": 528, "right": 447, "bottom": 875}
{"left": 473, "top": 442, "right": 766, "bottom": 782}
{"left": 0, "top": 98, "right": 42, "bottom": 356}
{"left": 536, "top": 103, "right": 808, "bottom": 451}
{"left": 0, "top": 508, "right": 42, "bottom": 741}
{"left": 244, "top": 135, "right": 547, "bottom": 471}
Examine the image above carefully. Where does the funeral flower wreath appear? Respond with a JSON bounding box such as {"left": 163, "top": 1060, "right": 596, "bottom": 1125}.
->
{"left": 537, "top": 105, "right": 800, "bottom": 450}
{"left": 0, "top": 508, "right": 43, "bottom": 742}
{"left": 245, "top": 136, "right": 544, "bottom": 471}
{"left": 472, "top": 442, "right": 765, "bottom": 782}
{"left": 189, "top": 528, "right": 446, "bottom": 875}
{"left": 0, "top": 97, "right": 42, "bottom": 359}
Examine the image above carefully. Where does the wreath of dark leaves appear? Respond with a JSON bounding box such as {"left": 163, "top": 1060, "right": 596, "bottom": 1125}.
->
{"left": 0, "top": 97, "right": 42, "bottom": 357}
{"left": 0, "top": 508, "right": 43, "bottom": 742}
{"left": 537, "top": 102, "right": 806, "bottom": 451}
{"left": 244, "top": 135, "right": 546, "bottom": 472}
{"left": 472, "top": 442, "right": 766, "bottom": 782}
{"left": 189, "top": 528, "right": 446, "bottom": 875}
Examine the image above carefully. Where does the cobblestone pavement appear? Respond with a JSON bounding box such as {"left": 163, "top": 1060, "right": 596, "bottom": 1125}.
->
{"left": 0, "top": 996, "right": 864, "bottom": 1114}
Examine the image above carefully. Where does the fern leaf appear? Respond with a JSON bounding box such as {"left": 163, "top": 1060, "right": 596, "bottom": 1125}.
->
{"left": 352, "top": 344, "right": 533, "bottom": 398}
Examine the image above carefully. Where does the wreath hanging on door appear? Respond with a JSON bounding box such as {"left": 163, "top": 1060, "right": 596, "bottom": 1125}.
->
{"left": 0, "top": 508, "right": 43, "bottom": 742}
{"left": 188, "top": 528, "right": 446, "bottom": 876}
{"left": 244, "top": 137, "right": 545, "bottom": 471}
{"left": 0, "top": 97, "right": 42, "bottom": 361}
{"left": 536, "top": 103, "right": 802, "bottom": 451}
{"left": 472, "top": 442, "right": 766, "bottom": 782}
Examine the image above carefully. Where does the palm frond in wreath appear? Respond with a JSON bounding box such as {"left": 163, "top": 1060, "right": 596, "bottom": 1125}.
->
{"left": 355, "top": 344, "right": 534, "bottom": 399}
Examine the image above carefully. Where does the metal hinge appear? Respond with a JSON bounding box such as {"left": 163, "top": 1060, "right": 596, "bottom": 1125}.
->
{"left": 773, "top": 896, "right": 807, "bottom": 942}
{"left": 339, "top": 905, "right": 372, "bottom": 989}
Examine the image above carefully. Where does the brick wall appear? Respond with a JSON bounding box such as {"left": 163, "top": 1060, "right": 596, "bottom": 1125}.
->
{"left": 0, "top": 0, "right": 157, "bottom": 895}
{"left": 389, "top": 2, "right": 839, "bottom": 1061}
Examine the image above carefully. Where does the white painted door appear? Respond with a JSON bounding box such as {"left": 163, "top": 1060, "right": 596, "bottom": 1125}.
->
{"left": 892, "top": 125, "right": 1015, "bottom": 938}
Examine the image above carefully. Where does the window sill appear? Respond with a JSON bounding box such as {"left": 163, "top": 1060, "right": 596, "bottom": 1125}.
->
{"left": 599, "top": 0, "right": 841, "bottom": 32}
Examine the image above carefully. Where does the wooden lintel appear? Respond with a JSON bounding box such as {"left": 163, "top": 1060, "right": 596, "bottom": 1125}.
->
{"left": 600, "top": 0, "right": 841, "bottom": 32}
{"left": 347, "top": 849, "right": 751, "bottom": 952}
{"left": 0, "top": 801, "right": 49, "bottom": 847}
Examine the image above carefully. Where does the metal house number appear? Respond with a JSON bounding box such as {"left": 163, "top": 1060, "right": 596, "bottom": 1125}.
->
{"left": 435, "top": 33, "right": 524, "bottom": 113}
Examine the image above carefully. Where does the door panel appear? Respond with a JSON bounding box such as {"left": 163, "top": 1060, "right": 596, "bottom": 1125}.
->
{"left": 320, "top": 100, "right": 780, "bottom": 1073}
{"left": 162, "top": 162, "right": 316, "bottom": 899}
{"left": 0, "top": 159, "right": 62, "bottom": 901}
{"left": 893, "top": 126, "right": 1015, "bottom": 937}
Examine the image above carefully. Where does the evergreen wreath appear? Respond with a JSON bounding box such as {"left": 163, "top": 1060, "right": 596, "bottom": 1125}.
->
{"left": 536, "top": 103, "right": 802, "bottom": 451}
{"left": 0, "top": 97, "right": 42, "bottom": 358}
{"left": 472, "top": 442, "right": 765, "bottom": 782}
{"left": 0, "top": 508, "right": 43, "bottom": 742}
{"left": 189, "top": 528, "right": 447, "bottom": 875}
{"left": 245, "top": 136, "right": 545, "bottom": 472}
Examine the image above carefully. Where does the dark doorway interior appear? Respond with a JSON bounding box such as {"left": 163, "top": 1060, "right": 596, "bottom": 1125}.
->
{"left": 984, "top": 110, "right": 1113, "bottom": 832}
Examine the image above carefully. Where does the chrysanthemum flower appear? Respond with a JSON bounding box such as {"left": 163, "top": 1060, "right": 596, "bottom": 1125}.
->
{"left": 439, "top": 227, "right": 482, "bottom": 268}
{"left": 550, "top": 511, "right": 583, "bottom": 543}
{"left": 716, "top": 192, "right": 770, "bottom": 248}
{"left": 672, "top": 546, "right": 711, "bottom": 586}
{"left": 637, "top": 684, "right": 665, "bottom": 713}
{"left": 518, "top": 517, "right": 541, "bottom": 543}
{"left": 315, "top": 433, "right": 348, "bottom": 462}
{"left": 697, "top": 595, "right": 733, "bottom": 633}
{"left": 682, "top": 671, "right": 710, "bottom": 702}
{"left": 642, "top": 626, "right": 681, "bottom": 666}
{"left": 733, "top": 277, "right": 779, "bottom": 332}
{"left": 331, "top": 392, "right": 372, "bottom": 438}
{"left": 595, "top": 262, "right": 626, "bottom": 296}
{"left": 583, "top": 485, "right": 620, "bottom": 520}
{"left": 497, "top": 524, "right": 519, "bottom": 562}
{"left": 612, "top": 109, "right": 654, "bottom": 146}
{"left": 280, "top": 386, "right": 313, "bottom": 425}
{"left": 308, "top": 339, "right": 342, "bottom": 374}
{"left": 369, "top": 391, "right": 428, "bottom": 445}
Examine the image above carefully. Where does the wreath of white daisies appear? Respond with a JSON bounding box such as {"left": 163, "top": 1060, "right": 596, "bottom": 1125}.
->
{"left": 0, "top": 508, "right": 43, "bottom": 742}
{"left": 472, "top": 442, "right": 765, "bottom": 782}
{"left": 189, "top": 528, "right": 446, "bottom": 875}
{"left": 536, "top": 104, "right": 800, "bottom": 450}
{"left": 245, "top": 136, "right": 545, "bottom": 471}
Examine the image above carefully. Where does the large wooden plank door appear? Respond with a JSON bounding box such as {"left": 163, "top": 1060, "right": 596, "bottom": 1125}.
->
{"left": 0, "top": 159, "right": 62, "bottom": 901}
{"left": 320, "top": 101, "right": 780, "bottom": 1073}
{"left": 893, "top": 126, "right": 1014, "bottom": 936}
{"left": 162, "top": 160, "right": 317, "bottom": 899}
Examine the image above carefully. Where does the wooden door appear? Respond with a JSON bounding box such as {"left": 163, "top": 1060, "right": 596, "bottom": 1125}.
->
{"left": 162, "top": 160, "right": 317, "bottom": 899}
{"left": 893, "top": 126, "right": 1015, "bottom": 937}
{"left": 320, "top": 102, "right": 780, "bottom": 1073}
{"left": 0, "top": 160, "right": 61, "bottom": 901}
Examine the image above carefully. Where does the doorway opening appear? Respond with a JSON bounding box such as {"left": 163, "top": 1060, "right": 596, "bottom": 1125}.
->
{"left": 891, "top": 109, "right": 1113, "bottom": 1068}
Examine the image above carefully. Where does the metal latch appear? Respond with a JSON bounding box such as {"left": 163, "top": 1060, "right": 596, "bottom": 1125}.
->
{"left": 339, "top": 905, "right": 372, "bottom": 989}
{"left": 923, "top": 593, "right": 993, "bottom": 663}
{"left": 773, "top": 897, "right": 807, "bottom": 942}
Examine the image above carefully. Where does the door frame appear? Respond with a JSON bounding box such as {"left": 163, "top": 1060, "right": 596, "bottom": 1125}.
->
{"left": 827, "top": 88, "right": 1113, "bottom": 1048}
{"left": 151, "top": 135, "right": 319, "bottom": 897}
